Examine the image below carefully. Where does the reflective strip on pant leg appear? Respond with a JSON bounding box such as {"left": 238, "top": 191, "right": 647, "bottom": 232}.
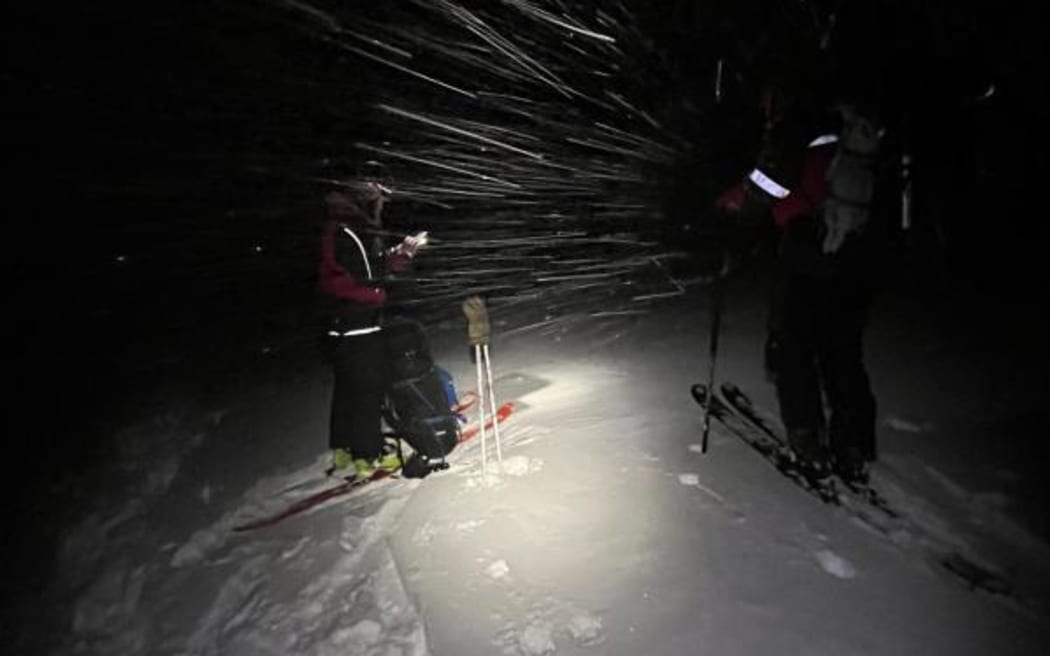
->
{"left": 748, "top": 169, "right": 791, "bottom": 199}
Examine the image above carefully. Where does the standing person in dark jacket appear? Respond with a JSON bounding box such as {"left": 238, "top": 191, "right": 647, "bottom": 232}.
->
{"left": 717, "top": 85, "right": 882, "bottom": 486}
{"left": 319, "top": 175, "right": 426, "bottom": 478}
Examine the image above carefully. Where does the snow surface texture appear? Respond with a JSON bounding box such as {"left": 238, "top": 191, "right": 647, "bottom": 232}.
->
{"left": 50, "top": 283, "right": 1050, "bottom": 655}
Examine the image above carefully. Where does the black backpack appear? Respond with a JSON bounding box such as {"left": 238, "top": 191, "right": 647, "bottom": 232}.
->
{"left": 822, "top": 104, "right": 883, "bottom": 253}
{"left": 383, "top": 320, "right": 460, "bottom": 476}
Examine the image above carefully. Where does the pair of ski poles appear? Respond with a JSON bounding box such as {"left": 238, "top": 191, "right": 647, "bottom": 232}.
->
{"left": 464, "top": 296, "right": 503, "bottom": 476}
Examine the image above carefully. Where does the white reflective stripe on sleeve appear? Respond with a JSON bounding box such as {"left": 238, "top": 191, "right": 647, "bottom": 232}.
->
{"left": 341, "top": 226, "right": 373, "bottom": 279}
{"left": 748, "top": 169, "right": 791, "bottom": 199}
{"left": 808, "top": 134, "right": 839, "bottom": 147}
{"left": 328, "top": 326, "right": 382, "bottom": 337}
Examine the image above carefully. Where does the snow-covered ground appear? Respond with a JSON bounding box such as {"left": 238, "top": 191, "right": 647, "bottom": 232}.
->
{"left": 30, "top": 269, "right": 1050, "bottom": 655}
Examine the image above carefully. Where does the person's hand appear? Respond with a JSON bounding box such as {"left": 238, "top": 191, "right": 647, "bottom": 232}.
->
{"left": 715, "top": 181, "right": 748, "bottom": 214}
{"left": 396, "top": 231, "right": 428, "bottom": 258}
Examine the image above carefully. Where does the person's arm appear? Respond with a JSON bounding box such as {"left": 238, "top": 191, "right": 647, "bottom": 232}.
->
{"left": 711, "top": 130, "right": 800, "bottom": 270}
{"left": 771, "top": 141, "right": 835, "bottom": 227}
{"left": 385, "top": 231, "right": 427, "bottom": 273}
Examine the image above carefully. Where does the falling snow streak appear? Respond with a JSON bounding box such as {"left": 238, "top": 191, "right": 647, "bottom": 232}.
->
{"left": 275, "top": 0, "right": 692, "bottom": 335}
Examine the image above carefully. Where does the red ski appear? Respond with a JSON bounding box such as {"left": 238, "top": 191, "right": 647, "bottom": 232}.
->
{"left": 233, "top": 468, "right": 397, "bottom": 532}
{"left": 233, "top": 401, "right": 515, "bottom": 532}
{"left": 458, "top": 401, "right": 514, "bottom": 442}
{"left": 276, "top": 392, "right": 480, "bottom": 495}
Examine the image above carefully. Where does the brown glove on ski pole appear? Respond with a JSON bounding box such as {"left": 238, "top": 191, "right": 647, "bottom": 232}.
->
{"left": 462, "top": 295, "right": 491, "bottom": 346}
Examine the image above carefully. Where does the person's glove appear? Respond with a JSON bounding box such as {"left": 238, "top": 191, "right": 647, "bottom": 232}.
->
{"left": 462, "top": 295, "right": 491, "bottom": 346}
{"left": 392, "top": 231, "right": 428, "bottom": 258}
{"left": 715, "top": 180, "right": 749, "bottom": 213}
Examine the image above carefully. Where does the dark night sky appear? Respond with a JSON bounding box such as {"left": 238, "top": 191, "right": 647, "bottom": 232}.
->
{"left": 11, "top": 1, "right": 1046, "bottom": 270}
{"left": 11, "top": 4, "right": 1045, "bottom": 221}
{"left": 6, "top": 0, "right": 1046, "bottom": 425}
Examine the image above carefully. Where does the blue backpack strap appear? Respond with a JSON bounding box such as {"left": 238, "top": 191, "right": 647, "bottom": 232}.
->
{"left": 436, "top": 366, "right": 458, "bottom": 409}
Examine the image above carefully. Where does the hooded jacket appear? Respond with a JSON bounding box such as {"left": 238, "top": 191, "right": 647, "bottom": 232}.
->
{"left": 318, "top": 193, "right": 410, "bottom": 335}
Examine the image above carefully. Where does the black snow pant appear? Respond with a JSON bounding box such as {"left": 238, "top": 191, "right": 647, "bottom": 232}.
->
{"left": 328, "top": 330, "right": 390, "bottom": 460}
{"left": 769, "top": 273, "right": 877, "bottom": 463}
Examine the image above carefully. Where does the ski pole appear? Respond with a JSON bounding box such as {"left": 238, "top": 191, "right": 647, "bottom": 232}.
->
{"left": 475, "top": 343, "right": 488, "bottom": 477}
{"left": 701, "top": 250, "right": 729, "bottom": 454}
{"left": 464, "top": 295, "right": 496, "bottom": 476}
{"left": 482, "top": 343, "right": 503, "bottom": 463}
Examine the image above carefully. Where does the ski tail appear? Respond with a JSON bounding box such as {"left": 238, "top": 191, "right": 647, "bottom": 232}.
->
{"left": 690, "top": 383, "right": 729, "bottom": 417}
{"left": 692, "top": 381, "right": 840, "bottom": 504}
{"left": 232, "top": 468, "right": 398, "bottom": 532}
{"left": 232, "top": 401, "right": 516, "bottom": 532}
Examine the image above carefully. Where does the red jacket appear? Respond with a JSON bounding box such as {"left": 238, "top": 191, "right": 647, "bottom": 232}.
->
{"left": 318, "top": 195, "right": 410, "bottom": 331}
{"left": 717, "top": 137, "right": 838, "bottom": 227}
{"left": 770, "top": 140, "right": 836, "bottom": 227}
{"left": 320, "top": 219, "right": 385, "bottom": 305}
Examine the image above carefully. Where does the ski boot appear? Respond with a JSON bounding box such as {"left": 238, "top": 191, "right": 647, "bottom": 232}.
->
{"left": 833, "top": 446, "right": 870, "bottom": 490}
{"left": 786, "top": 427, "right": 832, "bottom": 482}
{"left": 352, "top": 442, "right": 403, "bottom": 480}
{"left": 331, "top": 447, "right": 355, "bottom": 473}
{"left": 331, "top": 442, "right": 403, "bottom": 479}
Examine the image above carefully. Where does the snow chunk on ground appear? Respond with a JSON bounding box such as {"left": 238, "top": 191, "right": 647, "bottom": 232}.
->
{"left": 464, "top": 472, "right": 506, "bottom": 489}
{"left": 487, "top": 559, "right": 511, "bottom": 580}
{"left": 499, "top": 455, "right": 542, "bottom": 477}
{"left": 329, "top": 619, "right": 382, "bottom": 651}
{"left": 462, "top": 456, "right": 542, "bottom": 488}
{"left": 455, "top": 519, "right": 486, "bottom": 533}
{"left": 678, "top": 472, "right": 701, "bottom": 486}
{"left": 677, "top": 473, "right": 727, "bottom": 504}
{"left": 412, "top": 520, "right": 438, "bottom": 546}
{"left": 814, "top": 549, "right": 858, "bottom": 579}
{"left": 518, "top": 623, "right": 556, "bottom": 656}
{"left": 171, "top": 517, "right": 236, "bottom": 567}
{"left": 566, "top": 612, "right": 604, "bottom": 646}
